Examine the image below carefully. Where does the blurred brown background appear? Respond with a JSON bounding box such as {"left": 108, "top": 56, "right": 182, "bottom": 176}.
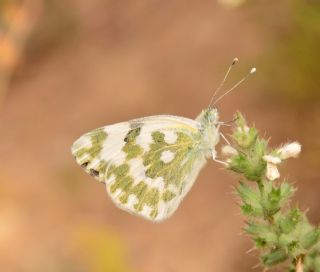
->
{"left": 0, "top": 0, "right": 319, "bottom": 271}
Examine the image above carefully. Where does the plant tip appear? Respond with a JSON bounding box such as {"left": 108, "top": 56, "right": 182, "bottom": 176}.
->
{"left": 250, "top": 67, "right": 256, "bottom": 74}
{"left": 232, "top": 57, "right": 239, "bottom": 65}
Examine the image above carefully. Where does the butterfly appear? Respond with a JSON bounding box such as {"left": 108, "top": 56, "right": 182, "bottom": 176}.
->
{"left": 71, "top": 59, "right": 256, "bottom": 222}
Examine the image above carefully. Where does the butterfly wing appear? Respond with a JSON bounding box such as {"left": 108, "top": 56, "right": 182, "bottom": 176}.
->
{"left": 71, "top": 115, "right": 208, "bottom": 222}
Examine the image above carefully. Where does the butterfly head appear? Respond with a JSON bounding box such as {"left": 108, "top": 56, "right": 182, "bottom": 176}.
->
{"left": 196, "top": 107, "right": 219, "bottom": 126}
{"left": 207, "top": 107, "right": 219, "bottom": 124}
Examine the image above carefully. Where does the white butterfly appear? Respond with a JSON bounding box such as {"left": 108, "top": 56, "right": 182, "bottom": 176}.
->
{"left": 71, "top": 59, "right": 256, "bottom": 222}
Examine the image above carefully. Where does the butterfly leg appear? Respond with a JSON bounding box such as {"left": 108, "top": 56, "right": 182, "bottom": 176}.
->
{"left": 213, "top": 157, "right": 228, "bottom": 166}
{"left": 211, "top": 149, "right": 228, "bottom": 166}
{"left": 218, "top": 116, "right": 239, "bottom": 126}
{"left": 220, "top": 132, "right": 231, "bottom": 145}
{"left": 218, "top": 122, "right": 232, "bottom": 127}
{"left": 220, "top": 132, "right": 246, "bottom": 157}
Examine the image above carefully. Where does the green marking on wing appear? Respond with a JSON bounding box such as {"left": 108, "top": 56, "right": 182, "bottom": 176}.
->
{"left": 106, "top": 163, "right": 173, "bottom": 218}
{"left": 74, "top": 125, "right": 202, "bottom": 220}
{"left": 107, "top": 163, "right": 161, "bottom": 218}
{"left": 135, "top": 188, "right": 160, "bottom": 210}
{"left": 108, "top": 164, "right": 133, "bottom": 195}
{"left": 162, "top": 190, "right": 176, "bottom": 202}
{"left": 96, "top": 160, "right": 109, "bottom": 174}
{"left": 143, "top": 130, "right": 198, "bottom": 188}
{"left": 110, "top": 163, "right": 130, "bottom": 178}
{"left": 105, "top": 129, "right": 201, "bottom": 219}
{"left": 124, "top": 127, "right": 141, "bottom": 141}
{"left": 72, "top": 128, "right": 107, "bottom": 164}
{"left": 122, "top": 127, "right": 143, "bottom": 160}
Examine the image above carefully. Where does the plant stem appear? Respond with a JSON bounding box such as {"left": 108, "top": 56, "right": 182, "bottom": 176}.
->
{"left": 296, "top": 256, "right": 303, "bottom": 272}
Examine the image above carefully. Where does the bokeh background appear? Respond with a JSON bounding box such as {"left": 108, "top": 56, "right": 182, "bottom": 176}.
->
{"left": 0, "top": 0, "right": 319, "bottom": 271}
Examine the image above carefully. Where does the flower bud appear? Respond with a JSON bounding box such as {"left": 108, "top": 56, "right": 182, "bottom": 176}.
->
{"left": 278, "top": 142, "right": 301, "bottom": 160}
{"left": 263, "top": 155, "right": 281, "bottom": 164}
{"left": 266, "top": 163, "right": 280, "bottom": 181}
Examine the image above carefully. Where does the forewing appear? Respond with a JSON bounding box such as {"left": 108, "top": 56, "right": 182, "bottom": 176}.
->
{"left": 71, "top": 115, "right": 207, "bottom": 222}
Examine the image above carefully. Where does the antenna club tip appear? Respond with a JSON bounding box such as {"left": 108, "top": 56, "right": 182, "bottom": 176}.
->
{"left": 250, "top": 67, "right": 257, "bottom": 74}
{"left": 232, "top": 57, "right": 239, "bottom": 65}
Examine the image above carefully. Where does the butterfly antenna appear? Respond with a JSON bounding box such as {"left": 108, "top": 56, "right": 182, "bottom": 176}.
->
{"left": 208, "top": 57, "right": 239, "bottom": 108}
{"left": 213, "top": 67, "right": 256, "bottom": 105}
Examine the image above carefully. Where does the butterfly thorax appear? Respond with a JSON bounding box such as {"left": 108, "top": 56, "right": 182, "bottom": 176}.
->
{"left": 196, "top": 107, "right": 220, "bottom": 159}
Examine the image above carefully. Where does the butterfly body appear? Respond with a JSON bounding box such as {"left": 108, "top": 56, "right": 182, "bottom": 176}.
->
{"left": 71, "top": 107, "right": 220, "bottom": 222}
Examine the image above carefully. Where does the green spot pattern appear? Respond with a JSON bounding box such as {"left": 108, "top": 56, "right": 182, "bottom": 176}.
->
{"left": 107, "top": 129, "right": 199, "bottom": 219}
{"left": 72, "top": 128, "right": 108, "bottom": 181}
{"left": 162, "top": 190, "right": 176, "bottom": 202}
{"left": 73, "top": 128, "right": 107, "bottom": 163}
{"left": 122, "top": 128, "right": 143, "bottom": 160}
{"left": 73, "top": 125, "right": 201, "bottom": 220}
{"left": 143, "top": 131, "right": 197, "bottom": 188}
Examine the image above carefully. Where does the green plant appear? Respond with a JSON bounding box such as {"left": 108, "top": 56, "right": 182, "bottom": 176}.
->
{"left": 223, "top": 113, "right": 320, "bottom": 272}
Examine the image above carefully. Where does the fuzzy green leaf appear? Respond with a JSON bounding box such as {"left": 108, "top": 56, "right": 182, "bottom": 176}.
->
{"left": 254, "top": 237, "right": 267, "bottom": 248}
{"left": 300, "top": 228, "right": 320, "bottom": 250}
{"left": 254, "top": 139, "right": 268, "bottom": 158}
{"left": 260, "top": 181, "right": 296, "bottom": 219}
{"left": 261, "top": 249, "right": 288, "bottom": 266}
{"left": 229, "top": 154, "right": 266, "bottom": 182}
{"left": 279, "top": 181, "right": 296, "bottom": 204}
{"left": 233, "top": 128, "right": 258, "bottom": 149}
{"left": 263, "top": 186, "right": 282, "bottom": 217}
{"left": 245, "top": 222, "right": 278, "bottom": 245}
{"left": 235, "top": 112, "right": 247, "bottom": 128}
{"left": 277, "top": 208, "right": 301, "bottom": 234}
{"left": 240, "top": 203, "right": 253, "bottom": 215}
{"left": 233, "top": 113, "right": 259, "bottom": 149}
{"left": 278, "top": 233, "right": 299, "bottom": 253}
{"left": 236, "top": 182, "right": 263, "bottom": 216}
